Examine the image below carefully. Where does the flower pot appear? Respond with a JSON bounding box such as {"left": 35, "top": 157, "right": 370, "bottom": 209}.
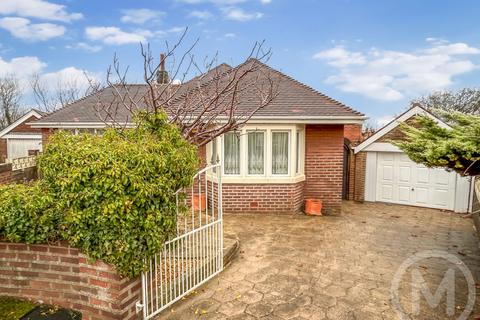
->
{"left": 304, "top": 199, "right": 322, "bottom": 216}
{"left": 193, "top": 194, "right": 207, "bottom": 211}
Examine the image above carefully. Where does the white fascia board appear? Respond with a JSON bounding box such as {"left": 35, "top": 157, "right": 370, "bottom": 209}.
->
{"left": 354, "top": 106, "right": 451, "bottom": 154}
{"left": 363, "top": 142, "right": 403, "bottom": 153}
{"left": 0, "top": 110, "right": 42, "bottom": 138}
{"left": 3, "top": 134, "right": 42, "bottom": 139}
{"left": 29, "top": 116, "right": 366, "bottom": 128}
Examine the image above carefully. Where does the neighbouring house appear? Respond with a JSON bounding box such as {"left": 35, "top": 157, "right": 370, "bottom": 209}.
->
{"left": 30, "top": 59, "right": 366, "bottom": 215}
{"left": 0, "top": 109, "right": 44, "bottom": 163}
{"left": 352, "top": 105, "right": 474, "bottom": 213}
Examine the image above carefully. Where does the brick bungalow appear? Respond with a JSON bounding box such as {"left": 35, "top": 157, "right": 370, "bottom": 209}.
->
{"left": 30, "top": 60, "right": 365, "bottom": 215}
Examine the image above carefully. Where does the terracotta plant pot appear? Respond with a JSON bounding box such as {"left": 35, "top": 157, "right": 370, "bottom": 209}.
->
{"left": 304, "top": 199, "right": 322, "bottom": 216}
{"left": 193, "top": 194, "right": 207, "bottom": 211}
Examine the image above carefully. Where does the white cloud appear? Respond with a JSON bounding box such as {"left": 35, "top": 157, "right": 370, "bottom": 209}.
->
{"left": 0, "top": 55, "right": 99, "bottom": 102}
{"left": 0, "top": 17, "right": 65, "bottom": 41}
{"left": 188, "top": 10, "right": 214, "bottom": 20}
{"left": 121, "top": 9, "right": 165, "bottom": 24}
{"left": 313, "top": 40, "right": 480, "bottom": 101}
{"left": 375, "top": 115, "right": 395, "bottom": 127}
{"left": 85, "top": 26, "right": 148, "bottom": 45}
{"left": 0, "top": 56, "right": 45, "bottom": 81}
{"left": 179, "top": 0, "right": 247, "bottom": 4}
{"left": 260, "top": 0, "right": 271, "bottom": 3}
{"left": 423, "top": 42, "right": 480, "bottom": 55}
{"left": 66, "top": 42, "right": 102, "bottom": 53}
{"left": 0, "top": 0, "right": 82, "bottom": 22}
{"left": 313, "top": 46, "right": 366, "bottom": 67}
{"left": 39, "top": 66, "right": 99, "bottom": 93}
{"left": 223, "top": 7, "right": 263, "bottom": 21}
{"left": 224, "top": 32, "right": 236, "bottom": 38}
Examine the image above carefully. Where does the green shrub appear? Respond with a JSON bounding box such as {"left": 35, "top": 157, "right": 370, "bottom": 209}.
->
{"left": 0, "top": 183, "right": 60, "bottom": 243}
{"left": 36, "top": 112, "right": 199, "bottom": 277}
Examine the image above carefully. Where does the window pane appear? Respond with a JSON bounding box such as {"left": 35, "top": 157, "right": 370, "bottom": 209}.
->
{"left": 248, "top": 132, "right": 264, "bottom": 174}
{"left": 296, "top": 131, "right": 300, "bottom": 174}
{"left": 272, "top": 132, "right": 289, "bottom": 175}
{"left": 224, "top": 133, "right": 240, "bottom": 174}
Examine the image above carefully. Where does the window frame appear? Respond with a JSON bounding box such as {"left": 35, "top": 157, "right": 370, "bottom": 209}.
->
{"left": 207, "top": 124, "right": 305, "bottom": 183}
{"left": 222, "top": 132, "right": 241, "bottom": 176}
{"left": 271, "top": 130, "right": 291, "bottom": 176}
{"left": 246, "top": 130, "right": 267, "bottom": 177}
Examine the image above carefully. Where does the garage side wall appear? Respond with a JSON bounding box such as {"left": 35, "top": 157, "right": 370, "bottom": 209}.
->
{"left": 352, "top": 151, "right": 367, "bottom": 202}
{"left": 0, "top": 138, "right": 6, "bottom": 163}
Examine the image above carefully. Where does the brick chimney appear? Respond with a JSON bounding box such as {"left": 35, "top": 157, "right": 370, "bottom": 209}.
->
{"left": 157, "top": 53, "right": 169, "bottom": 84}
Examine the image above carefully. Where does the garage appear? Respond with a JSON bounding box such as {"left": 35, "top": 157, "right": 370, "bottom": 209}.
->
{"left": 0, "top": 109, "right": 44, "bottom": 162}
{"left": 354, "top": 106, "right": 473, "bottom": 213}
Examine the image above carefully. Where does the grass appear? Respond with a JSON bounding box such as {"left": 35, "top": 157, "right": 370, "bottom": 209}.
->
{"left": 0, "top": 296, "right": 36, "bottom": 320}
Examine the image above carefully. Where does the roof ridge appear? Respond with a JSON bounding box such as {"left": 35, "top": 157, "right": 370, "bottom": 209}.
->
{"left": 249, "top": 58, "right": 364, "bottom": 116}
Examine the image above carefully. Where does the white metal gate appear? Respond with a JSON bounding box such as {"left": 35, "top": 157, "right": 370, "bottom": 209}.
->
{"left": 138, "top": 163, "right": 223, "bottom": 319}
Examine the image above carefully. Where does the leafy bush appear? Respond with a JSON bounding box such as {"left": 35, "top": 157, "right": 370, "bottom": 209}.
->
{"left": 395, "top": 111, "right": 480, "bottom": 176}
{"left": 0, "top": 112, "right": 199, "bottom": 277}
{"left": 0, "top": 183, "right": 60, "bottom": 243}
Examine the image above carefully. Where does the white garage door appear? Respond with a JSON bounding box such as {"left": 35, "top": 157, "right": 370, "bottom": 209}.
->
{"left": 7, "top": 138, "right": 42, "bottom": 160}
{"left": 376, "top": 152, "right": 457, "bottom": 210}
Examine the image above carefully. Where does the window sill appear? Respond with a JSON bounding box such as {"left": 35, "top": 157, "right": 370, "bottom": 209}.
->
{"left": 207, "top": 174, "right": 306, "bottom": 184}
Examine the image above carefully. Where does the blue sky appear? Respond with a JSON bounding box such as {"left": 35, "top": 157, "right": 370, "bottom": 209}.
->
{"left": 0, "top": 0, "right": 479, "bottom": 126}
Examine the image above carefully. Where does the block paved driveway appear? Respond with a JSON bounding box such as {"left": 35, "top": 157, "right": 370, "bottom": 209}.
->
{"left": 159, "top": 201, "right": 480, "bottom": 320}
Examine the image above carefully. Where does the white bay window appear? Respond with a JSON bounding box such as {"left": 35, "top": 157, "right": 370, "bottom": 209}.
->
{"left": 207, "top": 124, "right": 305, "bottom": 183}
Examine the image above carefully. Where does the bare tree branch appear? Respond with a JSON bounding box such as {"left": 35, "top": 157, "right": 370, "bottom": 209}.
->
{"left": 91, "top": 30, "right": 279, "bottom": 147}
{"left": 0, "top": 75, "right": 22, "bottom": 129}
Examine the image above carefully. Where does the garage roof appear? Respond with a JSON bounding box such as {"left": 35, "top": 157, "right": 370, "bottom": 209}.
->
{"left": 354, "top": 105, "right": 450, "bottom": 154}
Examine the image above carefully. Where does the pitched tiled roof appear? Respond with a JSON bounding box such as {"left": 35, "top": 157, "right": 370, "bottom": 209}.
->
{"left": 33, "top": 60, "right": 364, "bottom": 126}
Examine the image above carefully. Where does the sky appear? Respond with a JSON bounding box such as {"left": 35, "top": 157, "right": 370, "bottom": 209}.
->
{"left": 0, "top": 0, "right": 479, "bottom": 127}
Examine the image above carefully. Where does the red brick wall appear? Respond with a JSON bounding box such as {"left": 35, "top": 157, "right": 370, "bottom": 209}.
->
{"left": 304, "top": 125, "right": 344, "bottom": 215}
{"left": 222, "top": 182, "right": 304, "bottom": 214}
{"left": 344, "top": 124, "right": 363, "bottom": 145}
{"left": 0, "top": 163, "right": 38, "bottom": 185}
{"left": 41, "top": 128, "right": 55, "bottom": 146}
{"left": 0, "top": 242, "right": 141, "bottom": 320}
{"left": 0, "top": 138, "right": 6, "bottom": 163}
{"left": 0, "top": 163, "right": 12, "bottom": 183}
{"left": 352, "top": 151, "right": 366, "bottom": 202}
{"left": 10, "top": 116, "right": 42, "bottom": 133}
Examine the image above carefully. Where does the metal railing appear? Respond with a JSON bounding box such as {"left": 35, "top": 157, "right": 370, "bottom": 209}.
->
{"left": 7, "top": 156, "right": 37, "bottom": 171}
{"left": 138, "top": 163, "right": 223, "bottom": 319}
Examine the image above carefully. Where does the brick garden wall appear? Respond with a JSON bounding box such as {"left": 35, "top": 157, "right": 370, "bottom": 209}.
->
{"left": 0, "top": 242, "right": 141, "bottom": 320}
{"left": 222, "top": 182, "right": 305, "bottom": 214}
{"left": 0, "top": 162, "right": 38, "bottom": 184}
{"left": 304, "top": 125, "right": 344, "bottom": 215}
{"left": 0, "top": 162, "right": 12, "bottom": 183}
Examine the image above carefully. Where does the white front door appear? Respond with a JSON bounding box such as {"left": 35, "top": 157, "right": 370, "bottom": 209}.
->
{"left": 376, "top": 152, "right": 457, "bottom": 210}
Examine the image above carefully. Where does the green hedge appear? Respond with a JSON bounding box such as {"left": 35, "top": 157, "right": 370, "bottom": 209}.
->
{"left": 0, "top": 112, "right": 199, "bottom": 277}
{"left": 0, "top": 183, "right": 60, "bottom": 243}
